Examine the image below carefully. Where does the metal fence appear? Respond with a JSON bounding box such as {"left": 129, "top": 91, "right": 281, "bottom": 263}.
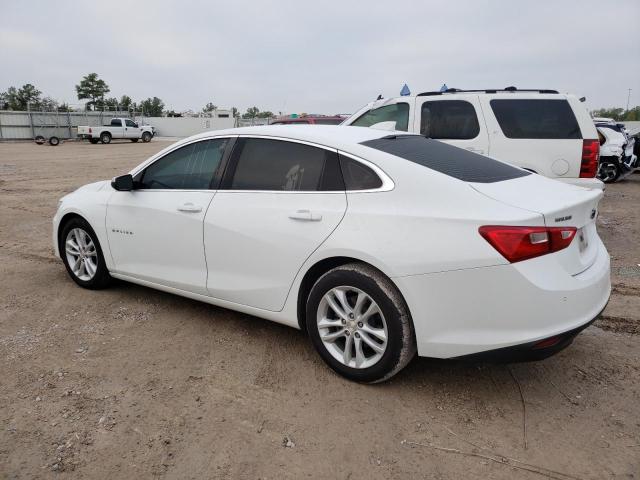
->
{"left": 0, "top": 109, "right": 144, "bottom": 141}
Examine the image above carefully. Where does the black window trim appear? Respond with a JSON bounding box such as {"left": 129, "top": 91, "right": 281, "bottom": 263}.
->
{"left": 219, "top": 135, "right": 347, "bottom": 194}
{"left": 131, "top": 135, "right": 236, "bottom": 191}
{"left": 418, "top": 98, "right": 481, "bottom": 140}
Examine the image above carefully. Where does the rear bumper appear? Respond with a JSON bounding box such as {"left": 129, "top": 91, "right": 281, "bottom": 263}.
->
{"left": 556, "top": 177, "right": 604, "bottom": 190}
{"left": 394, "top": 238, "right": 611, "bottom": 358}
{"left": 453, "top": 300, "right": 607, "bottom": 362}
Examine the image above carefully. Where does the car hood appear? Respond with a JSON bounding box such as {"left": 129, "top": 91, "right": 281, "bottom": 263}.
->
{"left": 75, "top": 180, "right": 109, "bottom": 193}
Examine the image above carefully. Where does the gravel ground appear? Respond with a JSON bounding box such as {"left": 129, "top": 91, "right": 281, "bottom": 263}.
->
{"left": 1, "top": 140, "right": 638, "bottom": 479}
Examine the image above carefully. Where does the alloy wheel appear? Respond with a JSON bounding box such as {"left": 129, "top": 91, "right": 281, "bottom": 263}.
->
{"left": 65, "top": 228, "right": 98, "bottom": 281}
{"left": 316, "top": 286, "right": 388, "bottom": 369}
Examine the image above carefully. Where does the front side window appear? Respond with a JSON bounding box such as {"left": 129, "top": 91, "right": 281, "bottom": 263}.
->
{"left": 125, "top": 119, "right": 137, "bottom": 127}
{"left": 226, "top": 138, "right": 342, "bottom": 191}
{"left": 139, "top": 138, "right": 228, "bottom": 189}
{"left": 351, "top": 103, "right": 409, "bottom": 131}
{"left": 490, "top": 99, "right": 581, "bottom": 139}
{"left": 420, "top": 100, "right": 480, "bottom": 139}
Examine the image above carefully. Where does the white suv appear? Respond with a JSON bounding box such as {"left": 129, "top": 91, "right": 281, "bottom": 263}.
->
{"left": 342, "top": 87, "right": 602, "bottom": 189}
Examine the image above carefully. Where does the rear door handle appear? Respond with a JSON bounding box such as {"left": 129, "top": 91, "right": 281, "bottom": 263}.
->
{"left": 177, "top": 202, "right": 202, "bottom": 213}
{"left": 289, "top": 209, "right": 322, "bottom": 221}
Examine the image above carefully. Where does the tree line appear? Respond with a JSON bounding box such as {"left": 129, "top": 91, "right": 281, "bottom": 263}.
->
{"left": 0, "top": 73, "right": 275, "bottom": 119}
{"left": 591, "top": 107, "right": 640, "bottom": 122}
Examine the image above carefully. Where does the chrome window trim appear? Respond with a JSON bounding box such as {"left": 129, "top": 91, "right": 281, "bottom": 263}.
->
{"left": 337, "top": 150, "right": 395, "bottom": 193}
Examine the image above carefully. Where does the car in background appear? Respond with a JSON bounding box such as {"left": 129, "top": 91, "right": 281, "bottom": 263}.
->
{"left": 596, "top": 120, "right": 638, "bottom": 183}
{"left": 53, "top": 125, "right": 610, "bottom": 383}
{"left": 270, "top": 115, "right": 345, "bottom": 125}
{"left": 342, "top": 87, "right": 602, "bottom": 190}
{"left": 77, "top": 118, "right": 154, "bottom": 144}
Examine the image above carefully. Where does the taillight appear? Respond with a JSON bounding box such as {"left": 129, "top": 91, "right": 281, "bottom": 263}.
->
{"left": 479, "top": 226, "right": 577, "bottom": 263}
{"left": 580, "top": 139, "right": 599, "bottom": 178}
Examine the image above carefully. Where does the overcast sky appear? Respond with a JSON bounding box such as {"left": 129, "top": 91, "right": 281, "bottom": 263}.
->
{"left": 1, "top": 0, "right": 638, "bottom": 115}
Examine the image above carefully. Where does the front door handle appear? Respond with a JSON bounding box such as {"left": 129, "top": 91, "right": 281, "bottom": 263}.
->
{"left": 289, "top": 209, "right": 322, "bottom": 222}
{"left": 177, "top": 202, "right": 202, "bottom": 213}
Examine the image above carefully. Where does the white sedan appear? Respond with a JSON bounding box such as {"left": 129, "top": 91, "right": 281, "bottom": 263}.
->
{"left": 53, "top": 126, "right": 611, "bottom": 382}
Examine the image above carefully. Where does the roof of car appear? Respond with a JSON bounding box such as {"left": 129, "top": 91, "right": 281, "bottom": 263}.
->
{"left": 182, "top": 125, "right": 410, "bottom": 150}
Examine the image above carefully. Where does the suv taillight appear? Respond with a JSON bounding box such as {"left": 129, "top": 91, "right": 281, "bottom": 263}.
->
{"left": 479, "top": 226, "right": 577, "bottom": 263}
{"left": 580, "top": 139, "right": 599, "bottom": 178}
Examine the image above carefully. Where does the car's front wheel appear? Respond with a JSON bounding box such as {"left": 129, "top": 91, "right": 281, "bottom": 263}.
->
{"left": 60, "top": 217, "right": 111, "bottom": 289}
{"left": 306, "top": 263, "right": 416, "bottom": 383}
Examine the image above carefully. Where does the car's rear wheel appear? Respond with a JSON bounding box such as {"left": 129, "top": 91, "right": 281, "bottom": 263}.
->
{"left": 142, "top": 132, "right": 152, "bottom": 143}
{"left": 597, "top": 157, "right": 620, "bottom": 183}
{"left": 60, "top": 217, "right": 111, "bottom": 289}
{"left": 306, "top": 263, "right": 416, "bottom": 383}
{"left": 100, "top": 132, "right": 112, "bottom": 144}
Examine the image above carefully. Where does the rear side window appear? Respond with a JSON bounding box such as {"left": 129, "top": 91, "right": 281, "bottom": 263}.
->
{"left": 490, "top": 99, "right": 582, "bottom": 139}
{"left": 226, "top": 138, "right": 343, "bottom": 191}
{"left": 351, "top": 103, "right": 410, "bottom": 131}
{"left": 360, "top": 135, "right": 529, "bottom": 183}
{"left": 339, "top": 155, "right": 382, "bottom": 190}
{"left": 420, "top": 100, "right": 480, "bottom": 139}
{"left": 110, "top": 119, "right": 122, "bottom": 127}
{"left": 140, "top": 138, "right": 228, "bottom": 189}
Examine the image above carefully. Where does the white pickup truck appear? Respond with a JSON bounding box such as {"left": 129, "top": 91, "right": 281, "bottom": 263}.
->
{"left": 77, "top": 118, "right": 154, "bottom": 144}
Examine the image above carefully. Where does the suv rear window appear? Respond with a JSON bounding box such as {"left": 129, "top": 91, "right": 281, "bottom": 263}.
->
{"left": 490, "top": 99, "right": 581, "bottom": 139}
{"left": 360, "top": 135, "right": 529, "bottom": 183}
{"left": 420, "top": 100, "right": 480, "bottom": 139}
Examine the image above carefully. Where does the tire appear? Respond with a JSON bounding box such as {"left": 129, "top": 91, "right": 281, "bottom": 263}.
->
{"left": 34, "top": 135, "right": 46, "bottom": 145}
{"left": 100, "top": 132, "right": 112, "bottom": 144}
{"left": 141, "top": 132, "right": 152, "bottom": 143}
{"left": 48, "top": 136, "right": 60, "bottom": 146}
{"left": 130, "top": 138, "right": 139, "bottom": 143}
{"left": 90, "top": 138, "right": 99, "bottom": 144}
{"left": 306, "top": 263, "right": 416, "bottom": 383}
{"left": 597, "top": 158, "right": 620, "bottom": 183}
{"left": 59, "top": 217, "right": 111, "bottom": 290}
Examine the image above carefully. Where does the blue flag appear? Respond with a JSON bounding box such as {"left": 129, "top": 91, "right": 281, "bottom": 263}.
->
{"left": 439, "top": 83, "right": 448, "bottom": 92}
{"left": 400, "top": 84, "right": 411, "bottom": 96}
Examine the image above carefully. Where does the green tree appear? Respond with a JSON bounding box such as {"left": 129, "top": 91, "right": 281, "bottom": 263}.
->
{"left": 75, "top": 73, "right": 110, "bottom": 111}
{"left": 40, "top": 96, "right": 59, "bottom": 111}
{"left": 58, "top": 103, "right": 72, "bottom": 112}
{"left": 0, "top": 91, "right": 8, "bottom": 110}
{"left": 202, "top": 102, "right": 217, "bottom": 113}
{"left": 3, "top": 84, "right": 42, "bottom": 110}
{"left": 623, "top": 106, "right": 640, "bottom": 121}
{"left": 103, "top": 97, "right": 119, "bottom": 111}
{"left": 242, "top": 106, "right": 260, "bottom": 119}
{"left": 119, "top": 95, "right": 133, "bottom": 111}
{"left": 139, "top": 97, "right": 165, "bottom": 116}
{"left": 231, "top": 107, "right": 239, "bottom": 118}
{"left": 591, "top": 107, "right": 625, "bottom": 121}
{"left": 257, "top": 111, "right": 273, "bottom": 119}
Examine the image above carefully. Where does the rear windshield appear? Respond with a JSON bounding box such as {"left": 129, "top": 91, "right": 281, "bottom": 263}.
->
{"left": 490, "top": 99, "right": 582, "bottom": 139}
{"left": 360, "top": 135, "right": 530, "bottom": 183}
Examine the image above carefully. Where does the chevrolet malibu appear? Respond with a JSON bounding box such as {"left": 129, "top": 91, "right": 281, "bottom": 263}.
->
{"left": 53, "top": 126, "right": 611, "bottom": 382}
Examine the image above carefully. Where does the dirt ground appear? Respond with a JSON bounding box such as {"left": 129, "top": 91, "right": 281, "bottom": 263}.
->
{"left": 1, "top": 140, "right": 638, "bottom": 480}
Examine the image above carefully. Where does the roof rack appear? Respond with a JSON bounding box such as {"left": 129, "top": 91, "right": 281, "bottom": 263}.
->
{"left": 417, "top": 86, "right": 559, "bottom": 96}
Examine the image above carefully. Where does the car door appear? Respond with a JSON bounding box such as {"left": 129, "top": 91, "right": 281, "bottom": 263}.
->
{"left": 110, "top": 119, "right": 125, "bottom": 138}
{"left": 106, "top": 137, "right": 231, "bottom": 294}
{"left": 203, "top": 136, "right": 347, "bottom": 311}
{"left": 124, "top": 118, "right": 141, "bottom": 138}
{"left": 414, "top": 96, "right": 490, "bottom": 155}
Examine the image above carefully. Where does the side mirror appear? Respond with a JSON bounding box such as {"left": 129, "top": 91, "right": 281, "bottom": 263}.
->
{"left": 133, "top": 123, "right": 139, "bottom": 128}
{"left": 111, "top": 174, "right": 134, "bottom": 191}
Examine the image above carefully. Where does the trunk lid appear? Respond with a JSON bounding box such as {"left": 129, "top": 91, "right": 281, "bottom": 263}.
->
{"left": 471, "top": 174, "right": 602, "bottom": 275}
